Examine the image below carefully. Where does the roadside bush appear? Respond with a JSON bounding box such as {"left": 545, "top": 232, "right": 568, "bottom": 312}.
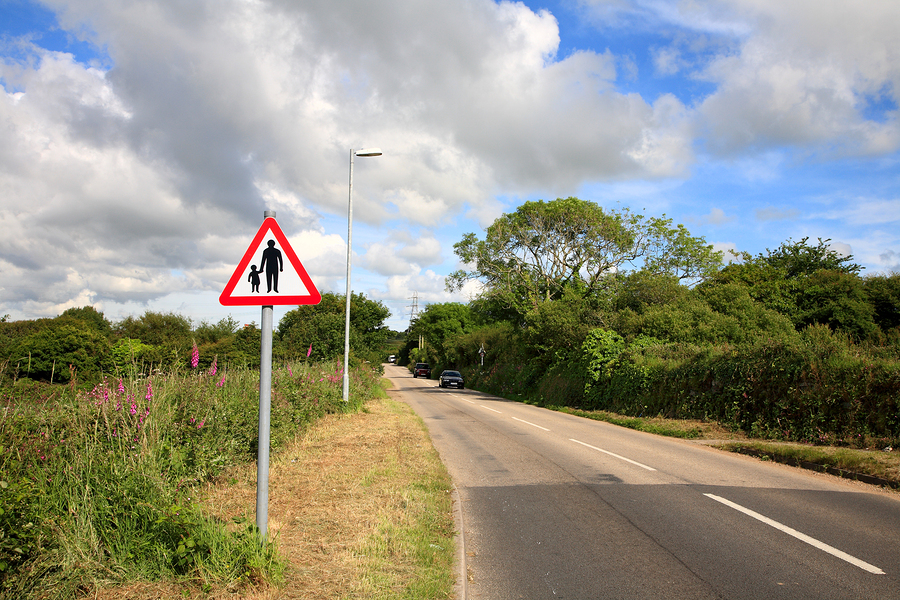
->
{"left": 11, "top": 325, "right": 112, "bottom": 383}
{"left": 578, "top": 324, "right": 900, "bottom": 445}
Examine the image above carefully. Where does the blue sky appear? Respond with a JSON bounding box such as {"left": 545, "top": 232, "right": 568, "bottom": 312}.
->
{"left": 1, "top": 0, "right": 898, "bottom": 332}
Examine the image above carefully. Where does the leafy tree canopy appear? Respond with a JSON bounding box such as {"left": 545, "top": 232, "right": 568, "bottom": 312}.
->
{"left": 760, "top": 237, "right": 862, "bottom": 277}
{"left": 114, "top": 311, "right": 193, "bottom": 348}
{"left": 447, "top": 197, "right": 721, "bottom": 317}
{"left": 277, "top": 292, "right": 391, "bottom": 361}
{"left": 409, "top": 303, "right": 474, "bottom": 366}
{"left": 59, "top": 306, "right": 112, "bottom": 335}
{"left": 12, "top": 325, "right": 111, "bottom": 382}
{"left": 864, "top": 272, "right": 900, "bottom": 332}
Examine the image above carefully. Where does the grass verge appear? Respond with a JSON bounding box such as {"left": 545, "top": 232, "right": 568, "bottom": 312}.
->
{"left": 199, "top": 388, "right": 454, "bottom": 599}
{"left": 85, "top": 387, "right": 455, "bottom": 599}
{"left": 534, "top": 403, "right": 900, "bottom": 490}
{"left": 542, "top": 405, "right": 709, "bottom": 439}
{"left": 513, "top": 396, "right": 900, "bottom": 491}
{"left": 709, "top": 440, "right": 900, "bottom": 489}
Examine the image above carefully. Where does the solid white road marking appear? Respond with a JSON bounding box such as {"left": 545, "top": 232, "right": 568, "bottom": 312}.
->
{"left": 480, "top": 405, "right": 502, "bottom": 414}
{"left": 570, "top": 439, "right": 657, "bottom": 471}
{"left": 703, "top": 493, "right": 885, "bottom": 575}
{"left": 512, "top": 417, "right": 550, "bottom": 431}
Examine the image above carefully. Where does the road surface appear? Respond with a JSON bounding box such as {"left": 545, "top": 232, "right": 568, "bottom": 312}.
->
{"left": 384, "top": 364, "right": 900, "bottom": 600}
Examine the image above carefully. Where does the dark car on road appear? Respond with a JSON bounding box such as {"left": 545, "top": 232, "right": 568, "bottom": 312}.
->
{"left": 439, "top": 370, "right": 464, "bottom": 389}
{"left": 413, "top": 363, "right": 431, "bottom": 378}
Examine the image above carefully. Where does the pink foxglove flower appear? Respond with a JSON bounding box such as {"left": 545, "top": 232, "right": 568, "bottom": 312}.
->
{"left": 118, "top": 379, "right": 125, "bottom": 394}
{"left": 191, "top": 343, "right": 199, "bottom": 368}
{"left": 145, "top": 379, "right": 153, "bottom": 401}
{"left": 307, "top": 343, "right": 312, "bottom": 357}
{"left": 216, "top": 373, "right": 226, "bottom": 388}
{"left": 208, "top": 356, "right": 217, "bottom": 376}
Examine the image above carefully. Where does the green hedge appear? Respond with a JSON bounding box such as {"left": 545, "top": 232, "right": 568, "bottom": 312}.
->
{"left": 581, "top": 324, "right": 900, "bottom": 445}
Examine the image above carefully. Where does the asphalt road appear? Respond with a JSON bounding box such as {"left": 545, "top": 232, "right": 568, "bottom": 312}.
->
{"left": 384, "top": 365, "right": 900, "bottom": 600}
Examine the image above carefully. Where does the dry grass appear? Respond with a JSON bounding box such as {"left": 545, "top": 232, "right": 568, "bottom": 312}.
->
{"left": 88, "top": 394, "right": 455, "bottom": 600}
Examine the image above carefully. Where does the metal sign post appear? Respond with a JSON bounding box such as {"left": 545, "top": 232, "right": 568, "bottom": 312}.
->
{"left": 256, "top": 209, "right": 277, "bottom": 542}
{"left": 219, "top": 209, "right": 323, "bottom": 543}
{"left": 257, "top": 302, "right": 274, "bottom": 541}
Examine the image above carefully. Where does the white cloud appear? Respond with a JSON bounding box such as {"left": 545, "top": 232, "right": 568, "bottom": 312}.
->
{"left": 711, "top": 241, "right": 742, "bottom": 263}
{"left": 2, "top": 0, "right": 899, "bottom": 324}
{"left": 815, "top": 197, "right": 900, "bottom": 227}
{"left": 756, "top": 206, "right": 800, "bottom": 222}
{"left": 701, "top": 207, "right": 734, "bottom": 225}
{"left": 694, "top": 0, "right": 900, "bottom": 156}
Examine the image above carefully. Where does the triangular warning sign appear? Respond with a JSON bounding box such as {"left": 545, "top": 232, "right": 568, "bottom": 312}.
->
{"left": 219, "top": 218, "right": 322, "bottom": 306}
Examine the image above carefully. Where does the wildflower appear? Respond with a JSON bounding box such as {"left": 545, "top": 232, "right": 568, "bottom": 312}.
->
{"left": 287, "top": 364, "right": 293, "bottom": 376}
{"left": 130, "top": 403, "right": 137, "bottom": 415}
{"left": 118, "top": 379, "right": 125, "bottom": 394}
{"left": 197, "top": 421, "right": 205, "bottom": 429}
{"left": 216, "top": 373, "right": 226, "bottom": 388}
{"left": 191, "top": 343, "right": 199, "bottom": 368}
{"left": 307, "top": 343, "right": 312, "bottom": 358}
{"left": 145, "top": 379, "right": 153, "bottom": 401}
{"left": 208, "top": 356, "right": 217, "bottom": 376}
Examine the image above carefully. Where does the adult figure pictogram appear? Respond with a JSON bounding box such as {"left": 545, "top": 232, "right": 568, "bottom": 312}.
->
{"left": 259, "top": 240, "right": 283, "bottom": 293}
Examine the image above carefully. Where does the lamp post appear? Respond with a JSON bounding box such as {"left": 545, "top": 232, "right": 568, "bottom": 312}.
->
{"left": 344, "top": 148, "right": 382, "bottom": 402}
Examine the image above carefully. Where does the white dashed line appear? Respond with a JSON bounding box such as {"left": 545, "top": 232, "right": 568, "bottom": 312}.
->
{"left": 512, "top": 417, "right": 550, "bottom": 431}
{"left": 570, "top": 438, "right": 657, "bottom": 471}
{"left": 704, "top": 494, "right": 885, "bottom": 575}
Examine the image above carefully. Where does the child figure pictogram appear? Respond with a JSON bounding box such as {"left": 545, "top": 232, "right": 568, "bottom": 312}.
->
{"left": 248, "top": 265, "right": 261, "bottom": 293}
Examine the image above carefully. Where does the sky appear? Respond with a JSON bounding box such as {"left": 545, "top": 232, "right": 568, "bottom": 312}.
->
{"left": 1, "top": 0, "right": 898, "bottom": 333}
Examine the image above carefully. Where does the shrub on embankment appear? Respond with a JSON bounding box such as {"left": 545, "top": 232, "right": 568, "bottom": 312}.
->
{"left": 580, "top": 323, "right": 900, "bottom": 446}
{"left": 0, "top": 359, "right": 380, "bottom": 599}
{"left": 455, "top": 322, "right": 899, "bottom": 448}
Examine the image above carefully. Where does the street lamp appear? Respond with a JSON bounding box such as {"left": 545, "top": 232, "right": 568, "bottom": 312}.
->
{"left": 344, "top": 148, "right": 382, "bottom": 402}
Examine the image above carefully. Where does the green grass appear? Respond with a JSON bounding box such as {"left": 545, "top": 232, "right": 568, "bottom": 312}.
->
{"left": 539, "top": 404, "right": 705, "bottom": 439}
{"left": 351, "top": 397, "right": 455, "bottom": 599}
{"left": 714, "top": 440, "right": 900, "bottom": 488}
{"left": 0, "top": 358, "right": 382, "bottom": 598}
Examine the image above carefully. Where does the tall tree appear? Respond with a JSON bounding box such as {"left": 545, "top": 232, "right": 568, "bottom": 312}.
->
{"left": 277, "top": 292, "right": 391, "bottom": 361}
{"left": 447, "top": 197, "right": 721, "bottom": 316}
{"left": 409, "top": 302, "right": 474, "bottom": 366}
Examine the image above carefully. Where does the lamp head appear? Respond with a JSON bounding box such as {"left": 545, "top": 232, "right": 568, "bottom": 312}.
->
{"left": 354, "top": 148, "right": 382, "bottom": 157}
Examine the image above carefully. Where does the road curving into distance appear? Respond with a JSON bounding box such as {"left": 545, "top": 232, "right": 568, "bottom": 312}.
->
{"left": 384, "top": 364, "right": 900, "bottom": 600}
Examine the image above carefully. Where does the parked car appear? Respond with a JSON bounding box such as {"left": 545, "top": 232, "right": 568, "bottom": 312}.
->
{"left": 388, "top": 355, "right": 396, "bottom": 363}
{"left": 439, "top": 370, "right": 464, "bottom": 389}
{"left": 413, "top": 363, "right": 431, "bottom": 378}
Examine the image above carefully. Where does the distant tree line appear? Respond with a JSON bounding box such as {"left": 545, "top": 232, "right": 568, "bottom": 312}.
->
{"left": 0, "top": 292, "right": 395, "bottom": 384}
{"left": 407, "top": 197, "right": 900, "bottom": 446}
